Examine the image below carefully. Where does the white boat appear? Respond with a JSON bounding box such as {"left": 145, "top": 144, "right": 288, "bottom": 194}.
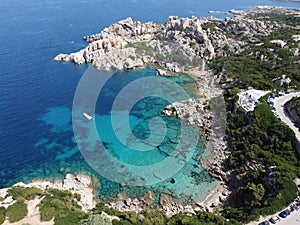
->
{"left": 153, "top": 173, "right": 162, "bottom": 180}
{"left": 83, "top": 112, "right": 93, "bottom": 121}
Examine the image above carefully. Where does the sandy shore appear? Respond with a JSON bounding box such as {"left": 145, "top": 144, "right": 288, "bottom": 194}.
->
{"left": 196, "top": 181, "right": 230, "bottom": 212}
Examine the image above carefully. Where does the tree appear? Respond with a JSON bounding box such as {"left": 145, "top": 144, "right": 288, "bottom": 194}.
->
{"left": 238, "top": 182, "right": 265, "bottom": 208}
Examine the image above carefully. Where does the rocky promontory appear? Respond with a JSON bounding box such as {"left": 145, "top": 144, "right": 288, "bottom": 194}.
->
{"left": 54, "top": 6, "right": 292, "bottom": 73}
{"left": 7, "top": 174, "right": 98, "bottom": 212}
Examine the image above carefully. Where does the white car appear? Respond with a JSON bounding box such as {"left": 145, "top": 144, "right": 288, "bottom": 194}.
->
{"left": 269, "top": 216, "right": 280, "bottom": 224}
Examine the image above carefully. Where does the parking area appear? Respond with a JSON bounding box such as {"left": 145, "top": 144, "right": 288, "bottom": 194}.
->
{"left": 248, "top": 208, "right": 300, "bottom": 225}
{"left": 270, "top": 210, "right": 300, "bottom": 224}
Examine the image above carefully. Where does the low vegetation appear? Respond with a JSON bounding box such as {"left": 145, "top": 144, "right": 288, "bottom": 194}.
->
{"left": 8, "top": 186, "right": 43, "bottom": 201}
{"left": 80, "top": 214, "right": 112, "bottom": 225}
{"left": 0, "top": 207, "right": 5, "bottom": 225}
{"left": 89, "top": 203, "right": 240, "bottom": 225}
{"left": 222, "top": 95, "right": 298, "bottom": 222}
{"left": 126, "top": 42, "right": 154, "bottom": 55}
{"left": 252, "top": 10, "right": 300, "bottom": 27}
{"left": 6, "top": 201, "right": 28, "bottom": 223}
{"left": 39, "top": 189, "right": 87, "bottom": 225}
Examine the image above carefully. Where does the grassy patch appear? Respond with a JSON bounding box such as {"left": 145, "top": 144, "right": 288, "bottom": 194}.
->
{"left": 6, "top": 201, "right": 28, "bottom": 223}
{"left": 126, "top": 42, "right": 154, "bottom": 55}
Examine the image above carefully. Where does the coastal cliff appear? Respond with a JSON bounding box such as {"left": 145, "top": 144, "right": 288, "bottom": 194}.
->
{"left": 54, "top": 6, "right": 287, "bottom": 73}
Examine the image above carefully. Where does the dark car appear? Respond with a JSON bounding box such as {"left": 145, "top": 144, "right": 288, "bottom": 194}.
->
{"left": 279, "top": 209, "right": 291, "bottom": 218}
{"left": 258, "top": 221, "right": 270, "bottom": 225}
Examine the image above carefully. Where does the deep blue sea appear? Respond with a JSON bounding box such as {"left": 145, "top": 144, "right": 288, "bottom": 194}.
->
{"left": 1, "top": 0, "right": 299, "bottom": 203}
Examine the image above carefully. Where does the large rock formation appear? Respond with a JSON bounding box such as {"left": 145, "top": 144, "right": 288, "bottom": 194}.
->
{"left": 54, "top": 7, "right": 289, "bottom": 72}
{"left": 162, "top": 98, "right": 212, "bottom": 137}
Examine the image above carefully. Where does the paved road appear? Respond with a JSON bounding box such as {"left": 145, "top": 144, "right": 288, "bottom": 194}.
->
{"left": 248, "top": 92, "right": 300, "bottom": 225}
{"left": 273, "top": 92, "right": 300, "bottom": 143}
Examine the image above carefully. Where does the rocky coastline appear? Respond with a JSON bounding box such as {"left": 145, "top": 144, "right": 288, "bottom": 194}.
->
{"left": 0, "top": 173, "right": 99, "bottom": 213}
{"left": 54, "top": 6, "right": 290, "bottom": 72}
{"left": 52, "top": 6, "right": 300, "bottom": 215}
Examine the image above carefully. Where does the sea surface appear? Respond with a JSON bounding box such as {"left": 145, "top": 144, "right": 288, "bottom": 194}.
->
{"left": 0, "top": 0, "right": 299, "bottom": 203}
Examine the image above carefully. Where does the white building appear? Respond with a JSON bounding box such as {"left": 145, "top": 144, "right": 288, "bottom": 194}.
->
{"left": 292, "top": 34, "right": 300, "bottom": 42}
{"left": 238, "top": 89, "right": 271, "bottom": 112}
{"left": 269, "top": 39, "right": 287, "bottom": 48}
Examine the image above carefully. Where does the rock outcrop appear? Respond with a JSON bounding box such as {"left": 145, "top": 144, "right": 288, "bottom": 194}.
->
{"left": 107, "top": 191, "right": 196, "bottom": 217}
{"left": 163, "top": 98, "right": 212, "bottom": 137}
{"left": 12, "top": 173, "right": 98, "bottom": 212}
{"left": 54, "top": 7, "right": 288, "bottom": 72}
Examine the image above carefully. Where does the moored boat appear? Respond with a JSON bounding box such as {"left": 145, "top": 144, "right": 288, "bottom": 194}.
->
{"left": 83, "top": 112, "right": 93, "bottom": 121}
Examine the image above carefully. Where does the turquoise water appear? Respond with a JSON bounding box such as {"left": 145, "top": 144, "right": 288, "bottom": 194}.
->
{"left": 1, "top": 0, "right": 300, "bottom": 203}
{"left": 70, "top": 66, "right": 216, "bottom": 202}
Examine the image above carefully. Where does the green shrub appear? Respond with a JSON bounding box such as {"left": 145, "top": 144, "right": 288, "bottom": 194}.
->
{"left": 126, "top": 42, "right": 153, "bottom": 55}
{"left": 6, "top": 201, "right": 28, "bottom": 223}
{"left": 54, "top": 211, "right": 85, "bottom": 225}
{"left": 74, "top": 193, "right": 81, "bottom": 202}
{"left": 112, "top": 220, "right": 132, "bottom": 225}
{"left": 8, "top": 186, "right": 43, "bottom": 201}
{"left": 40, "top": 206, "right": 56, "bottom": 221}
{"left": 139, "top": 210, "right": 168, "bottom": 225}
{"left": 39, "top": 189, "right": 86, "bottom": 224}
{"left": 0, "top": 207, "right": 5, "bottom": 224}
{"left": 92, "top": 202, "right": 126, "bottom": 218}
{"left": 80, "top": 214, "right": 112, "bottom": 225}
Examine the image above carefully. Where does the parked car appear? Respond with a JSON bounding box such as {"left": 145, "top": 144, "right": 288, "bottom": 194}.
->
{"left": 258, "top": 220, "right": 270, "bottom": 225}
{"left": 279, "top": 209, "right": 291, "bottom": 218}
{"left": 269, "top": 216, "right": 280, "bottom": 224}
